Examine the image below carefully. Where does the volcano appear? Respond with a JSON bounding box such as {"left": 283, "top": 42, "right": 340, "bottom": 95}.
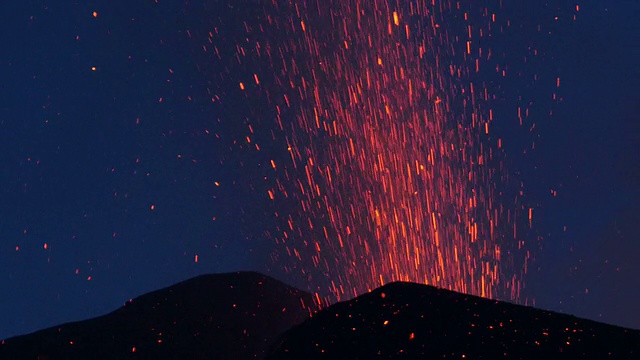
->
{"left": 2, "top": 272, "right": 639, "bottom": 359}
{"left": 0, "top": 271, "right": 316, "bottom": 359}
{"left": 267, "top": 281, "right": 640, "bottom": 359}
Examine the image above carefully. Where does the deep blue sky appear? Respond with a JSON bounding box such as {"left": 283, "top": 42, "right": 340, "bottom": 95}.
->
{"left": 1, "top": 1, "right": 638, "bottom": 339}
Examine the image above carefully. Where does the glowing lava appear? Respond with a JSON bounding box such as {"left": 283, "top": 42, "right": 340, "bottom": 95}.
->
{"left": 217, "top": 0, "right": 541, "bottom": 303}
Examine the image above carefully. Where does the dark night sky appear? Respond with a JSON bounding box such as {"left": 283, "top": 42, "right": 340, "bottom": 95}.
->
{"left": 1, "top": 0, "right": 638, "bottom": 340}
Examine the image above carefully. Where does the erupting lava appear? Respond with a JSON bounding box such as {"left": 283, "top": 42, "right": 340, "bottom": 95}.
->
{"left": 261, "top": 0, "right": 529, "bottom": 303}
{"left": 209, "top": 0, "right": 550, "bottom": 304}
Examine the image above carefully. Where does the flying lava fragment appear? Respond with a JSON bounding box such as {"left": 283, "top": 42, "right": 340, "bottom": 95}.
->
{"left": 205, "top": 0, "right": 551, "bottom": 305}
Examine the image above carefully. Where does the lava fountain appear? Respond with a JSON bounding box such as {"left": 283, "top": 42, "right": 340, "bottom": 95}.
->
{"left": 235, "top": 0, "right": 532, "bottom": 303}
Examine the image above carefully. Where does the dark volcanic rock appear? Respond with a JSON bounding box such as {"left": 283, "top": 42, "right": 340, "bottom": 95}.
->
{"left": 267, "top": 282, "right": 640, "bottom": 359}
{"left": 0, "top": 271, "right": 316, "bottom": 360}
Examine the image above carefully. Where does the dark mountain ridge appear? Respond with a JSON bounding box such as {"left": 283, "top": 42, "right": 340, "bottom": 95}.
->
{"left": 267, "top": 281, "right": 640, "bottom": 359}
{"left": 0, "top": 271, "right": 316, "bottom": 360}
{"left": 3, "top": 273, "right": 639, "bottom": 359}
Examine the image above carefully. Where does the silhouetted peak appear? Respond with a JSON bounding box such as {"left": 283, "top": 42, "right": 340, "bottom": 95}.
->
{"left": 1, "top": 271, "right": 316, "bottom": 360}
{"left": 267, "top": 280, "right": 640, "bottom": 359}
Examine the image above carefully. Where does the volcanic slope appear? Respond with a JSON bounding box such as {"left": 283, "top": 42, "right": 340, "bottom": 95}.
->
{"left": 267, "top": 282, "right": 640, "bottom": 359}
{"left": 0, "top": 271, "right": 316, "bottom": 360}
